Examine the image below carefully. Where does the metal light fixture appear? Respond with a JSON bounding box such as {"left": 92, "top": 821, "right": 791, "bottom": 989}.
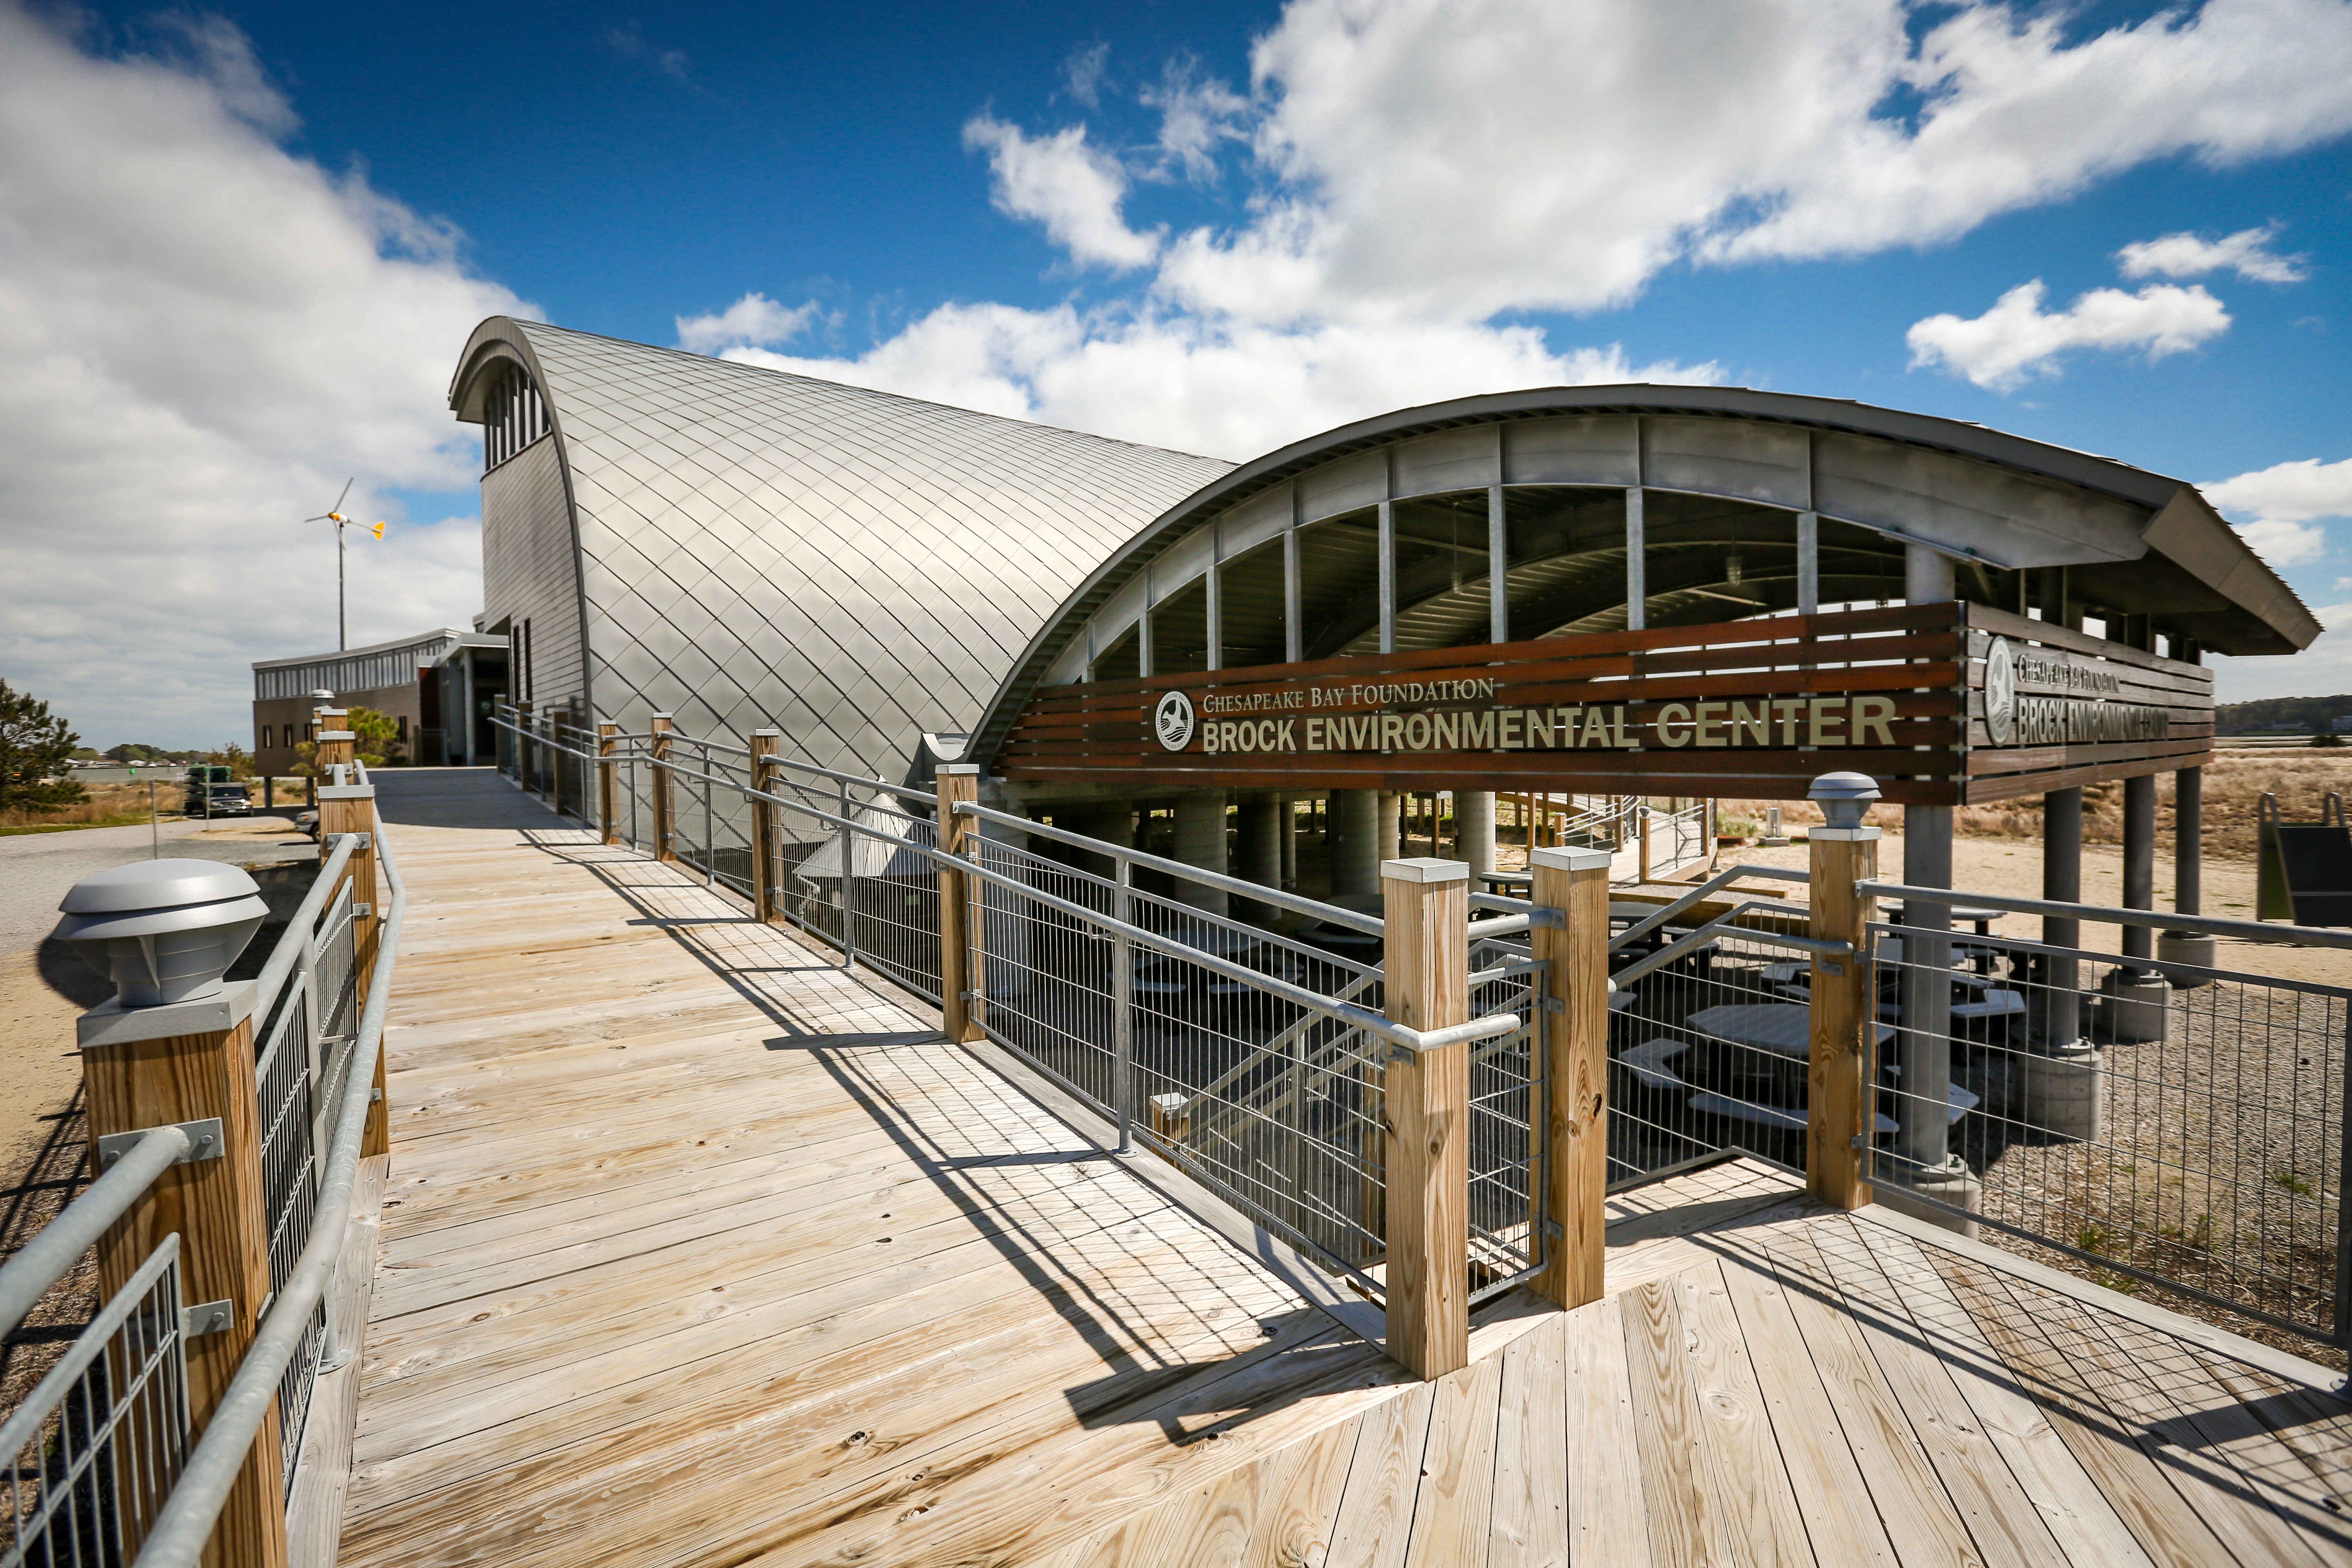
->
{"left": 1808, "top": 771, "right": 1882, "bottom": 830}
{"left": 55, "top": 861, "right": 270, "bottom": 1008}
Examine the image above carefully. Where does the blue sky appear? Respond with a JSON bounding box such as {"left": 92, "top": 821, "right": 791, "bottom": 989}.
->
{"left": 4, "top": 0, "right": 2351, "bottom": 745}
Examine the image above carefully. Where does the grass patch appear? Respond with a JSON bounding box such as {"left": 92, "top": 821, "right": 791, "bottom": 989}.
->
{"left": 0, "top": 814, "right": 160, "bottom": 836}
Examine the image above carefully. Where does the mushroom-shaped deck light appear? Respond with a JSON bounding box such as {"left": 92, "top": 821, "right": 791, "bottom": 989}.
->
{"left": 1808, "top": 771, "right": 1882, "bottom": 831}
{"left": 54, "top": 861, "right": 269, "bottom": 1008}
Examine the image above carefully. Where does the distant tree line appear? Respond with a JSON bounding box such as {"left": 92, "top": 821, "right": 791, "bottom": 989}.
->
{"left": 2216, "top": 695, "right": 2352, "bottom": 735}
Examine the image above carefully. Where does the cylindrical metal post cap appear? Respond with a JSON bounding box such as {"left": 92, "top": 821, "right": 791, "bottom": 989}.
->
{"left": 1808, "top": 771, "right": 1882, "bottom": 830}
{"left": 54, "top": 860, "right": 270, "bottom": 1007}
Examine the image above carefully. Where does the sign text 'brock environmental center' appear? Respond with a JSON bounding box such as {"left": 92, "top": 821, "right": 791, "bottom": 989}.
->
{"left": 1185, "top": 694, "right": 1902, "bottom": 755}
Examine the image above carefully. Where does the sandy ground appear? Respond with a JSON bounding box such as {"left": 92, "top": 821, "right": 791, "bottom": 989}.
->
{"left": 0, "top": 814, "right": 318, "bottom": 1172}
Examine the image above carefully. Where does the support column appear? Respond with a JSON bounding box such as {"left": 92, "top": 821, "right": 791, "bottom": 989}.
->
{"left": 1330, "top": 789, "right": 1380, "bottom": 901}
{"left": 2175, "top": 767, "right": 2203, "bottom": 917}
{"left": 1278, "top": 796, "right": 1299, "bottom": 889}
{"left": 1237, "top": 796, "right": 1281, "bottom": 920}
{"left": 2029, "top": 786, "right": 2102, "bottom": 1139}
{"left": 1381, "top": 858, "right": 1470, "bottom": 1379}
{"left": 1624, "top": 488, "right": 1646, "bottom": 631}
{"left": 1532, "top": 845, "right": 1610, "bottom": 1308}
{"left": 2121, "top": 775, "right": 2156, "bottom": 962}
{"left": 1172, "top": 791, "right": 1230, "bottom": 917}
{"left": 1377, "top": 790, "right": 1401, "bottom": 864}
{"left": 1893, "top": 800, "right": 1977, "bottom": 1232}
{"left": 1455, "top": 791, "right": 1496, "bottom": 883}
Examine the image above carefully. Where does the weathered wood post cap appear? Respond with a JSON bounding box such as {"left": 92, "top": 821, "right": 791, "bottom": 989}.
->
{"left": 1530, "top": 845, "right": 1612, "bottom": 873}
{"left": 1381, "top": 857, "right": 1467, "bottom": 883}
{"left": 1808, "top": 771, "right": 1882, "bottom": 830}
{"left": 53, "top": 860, "right": 268, "bottom": 1007}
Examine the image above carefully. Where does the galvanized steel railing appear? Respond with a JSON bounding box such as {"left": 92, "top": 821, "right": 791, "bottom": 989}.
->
{"left": 0, "top": 811, "right": 400, "bottom": 1567}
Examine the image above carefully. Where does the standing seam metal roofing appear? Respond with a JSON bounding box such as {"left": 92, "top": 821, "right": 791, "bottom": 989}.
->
{"left": 450, "top": 318, "right": 1234, "bottom": 780}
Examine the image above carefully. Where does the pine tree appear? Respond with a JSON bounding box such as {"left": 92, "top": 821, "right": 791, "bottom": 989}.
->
{"left": 0, "top": 679, "right": 88, "bottom": 812}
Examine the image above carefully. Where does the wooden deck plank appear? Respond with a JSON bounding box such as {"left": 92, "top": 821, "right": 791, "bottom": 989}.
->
{"left": 1486, "top": 1316, "right": 1568, "bottom": 1568}
{"left": 1800, "top": 1217, "right": 2065, "bottom": 1568}
{"left": 2045, "top": 1282, "right": 2335, "bottom": 1566}
{"left": 1757, "top": 1226, "right": 1984, "bottom": 1568}
{"left": 1711, "top": 1245, "right": 1897, "bottom": 1568}
{"left": 1848, "top": 1218, "right": 2154, "bottom": 1568}
{"left": 1939, "top": 1254, "right": 2239, "bottom": 1568}
{"left": 1563, "top": 1288, "right": 1655, "bottom": 1568}
{"left": 1621, "top": 1277, "right": 1731, "bottom": 1566}
{"left": 1674, "top": 1261, "right": 1815, "bottom": 1568}
{"left": 1401, "top": 1345, "right": 1505, "bottom": 1567}
{"left": 1324, "top": 1379, "right": 1437, "bottom": 1568}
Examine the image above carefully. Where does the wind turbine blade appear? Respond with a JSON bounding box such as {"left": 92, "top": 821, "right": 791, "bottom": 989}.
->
{"left": 333, "top": 477, "right": 353, "bottom": 512}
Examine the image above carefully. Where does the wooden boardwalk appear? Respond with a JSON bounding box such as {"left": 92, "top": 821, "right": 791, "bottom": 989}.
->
{"left": 330, "top": 776, "right": 2352, "bottom": 1568}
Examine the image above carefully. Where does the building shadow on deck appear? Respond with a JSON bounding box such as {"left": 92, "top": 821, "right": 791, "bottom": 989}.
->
{"left": 503, "top": 826, "right": 1346, "bottom": 1439}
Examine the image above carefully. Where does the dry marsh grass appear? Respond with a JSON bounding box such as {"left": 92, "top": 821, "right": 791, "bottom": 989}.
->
{"left": 1722, "top": 746, "right": 2352, "bottom": 860}
{"left": 0, "top": 782, "right": 193, "bottom": 830}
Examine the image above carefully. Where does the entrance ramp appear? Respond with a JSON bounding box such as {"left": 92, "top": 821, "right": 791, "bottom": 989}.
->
{"left": 2259, "top": 791, "right": 2352, "bottom": 926}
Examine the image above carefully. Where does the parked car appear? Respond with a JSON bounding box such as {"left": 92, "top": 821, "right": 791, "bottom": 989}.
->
{"left": 194, "top": 782, "right": 253, "bottom": 817}
{"left": 295, "top": 809, "right": 320, "bottom": 840}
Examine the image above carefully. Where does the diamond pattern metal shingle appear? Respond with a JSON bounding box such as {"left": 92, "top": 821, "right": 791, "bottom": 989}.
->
{"left": 470, "top": 319, "right": 1232, "bottom": 780}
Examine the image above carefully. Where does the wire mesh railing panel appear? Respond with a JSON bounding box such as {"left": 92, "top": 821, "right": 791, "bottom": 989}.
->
{"left": 1466, "top": 946, "right": 1544, "bottom": 1298}
{"left": 670, "top": 743, "right": 756, "bottom": 895}
{"left": 1607, "top": 927, "right": 1819, "bottom": 1186}
{"left": 1868, "top": 926, "right": 2348, "bottom": 1346}
{"left": 968, "top": 836, "right": 1121, "bottom": 1110}
{"left": 0, "top": 1239, "right": 189, "bottom": 1568}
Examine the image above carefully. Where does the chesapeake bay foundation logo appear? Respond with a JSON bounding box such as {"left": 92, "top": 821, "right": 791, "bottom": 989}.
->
{"left": 1984, "top": 636, "right": 2017, "bottom": 746}
{"left": 1153, "top": 689, "right": 1196, "bottom": 752}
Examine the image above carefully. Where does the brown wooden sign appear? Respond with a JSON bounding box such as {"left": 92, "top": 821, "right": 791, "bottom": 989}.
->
{"left": 997, "top": 604, "right": 2212, "bottom": 805}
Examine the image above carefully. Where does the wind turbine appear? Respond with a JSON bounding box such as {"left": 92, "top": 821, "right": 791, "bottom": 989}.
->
{"left": 303, "top": 479, "right": 387, "bottom": 651}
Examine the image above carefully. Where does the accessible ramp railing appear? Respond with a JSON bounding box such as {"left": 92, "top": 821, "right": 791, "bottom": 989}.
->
{"left": 0, "top": 740, "right": 407, "bottom": 1566}
{"left": 487, "top": 706, "right": 1654, "bottom": 1380}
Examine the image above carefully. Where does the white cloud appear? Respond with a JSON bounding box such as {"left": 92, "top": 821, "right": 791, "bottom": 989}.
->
{"left": 2204, "top": 454, "right": 2352, "bottom": 521}
{"left": 0, "top": 4, "right": 524, "bottom": 748}
{"left": 1063, "top": 41, "right": 1111, "bottom": 108}
{"left": 1138, "top": 0, "right": 2352, "bottom": 325}
{"left": 1141, "top": 60, "right": 1250, "bottom": 183}
{"left": 1905, "top": 279, "right": 2230, "bottom": 392}
{"left": 2117, "top": 224, "right": 2310, "bottom": 283}
{"left": 675, "top": 293, "right": 819, "bottom": 354}
{"left": 2204, "top": 454, "right": 2352, "bottom": 567}
{"left": 962, "top": 116, "right": 1160, "bottom": 271}
{"left": 724, "top": 302, "right": 1721, "bottom": 459}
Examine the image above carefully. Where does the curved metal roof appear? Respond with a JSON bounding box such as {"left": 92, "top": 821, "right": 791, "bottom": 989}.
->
{"left": 967, "top": 384, "right": 2316, "bottom": 771}
{"left": 449, "top": 318, "right": 1234, "bottom": 780}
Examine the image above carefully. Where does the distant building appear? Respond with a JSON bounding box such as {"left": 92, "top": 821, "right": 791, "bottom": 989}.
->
{"left": 251, "top": 628, "right": 507, "bottom": 774}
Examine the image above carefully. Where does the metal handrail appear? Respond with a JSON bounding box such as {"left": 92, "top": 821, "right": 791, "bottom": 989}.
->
{"left": 0, "top": 1125, "right": 192, "bottom": 1336}
{"left": 1858, "top": 882, "right": 2352, "bottom": 950}
{"left": 1611, "top": 900, "right": 1851, "bottom": 987}
{"left": 1610, "top": 862, "right": 1809, "bottom": 951}
{"left": 251, "top": 832, "right": 360, "bottom": 1022}
{"left": 953, "top": 799, "right": 1385, "bottom": 937}
{"left": 135, "top": 802, "right": 408, "bottom": 1568}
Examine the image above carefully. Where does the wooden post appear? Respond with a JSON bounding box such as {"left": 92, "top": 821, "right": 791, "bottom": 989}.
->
{"left": 318, "top": 782, "right": 388, "bottom": 1160}
{"left": 597, "top": 722, "right": 619, "bottom": 846}
{"left": 937, "top": 765, "right": 980, "bottom": 1042}
{"left": 1381, "top": 857, "right": 1470, "bottom": 1380}
{"left": 1808, "top": 825, "right": 1880, "bottom": 1209}
{"left": 1637, "top": 802, "right": 1652, "bottom": 883}
{"left": 749, "top": 729, "right": 782, "bottom": 924}
{"left": 514, "top": 699, "right": 533, "bottom": 792}
{"left": 79, "top": 990, "right": 288, "bottom": 1568}
{"left": 1531, "top": 845, "right": 1611, "bottom": 1309}
{"left": 315, "top": 710, "right": 353, "bottom": 780}
{"left": 648, "top": 714, "right": 676, "bottom": 862}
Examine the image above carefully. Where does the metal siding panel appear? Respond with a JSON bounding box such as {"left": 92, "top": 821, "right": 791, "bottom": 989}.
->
{"left": 1500, "top": 415, "right": 1640, "bottom": 486}
{"left": 1640, "top": 416, "right": 1811, "bottom": 508}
